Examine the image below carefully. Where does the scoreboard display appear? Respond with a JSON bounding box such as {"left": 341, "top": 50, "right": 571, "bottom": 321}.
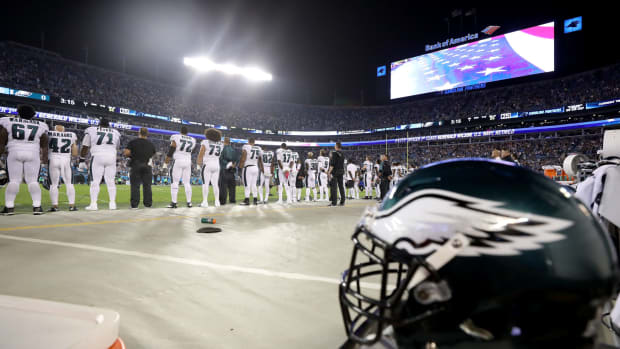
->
{"left": 390, "top": 22, "right": 555, "bottom": 99}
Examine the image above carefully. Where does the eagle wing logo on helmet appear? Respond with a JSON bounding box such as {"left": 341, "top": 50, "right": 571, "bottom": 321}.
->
{"left": 369, "top": 189, "right": 573, "bottom": 256}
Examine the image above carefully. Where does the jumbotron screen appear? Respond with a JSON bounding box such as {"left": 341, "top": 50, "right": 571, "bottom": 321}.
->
{"left": 390, "top": 22, "right": 555, "bottom": 99}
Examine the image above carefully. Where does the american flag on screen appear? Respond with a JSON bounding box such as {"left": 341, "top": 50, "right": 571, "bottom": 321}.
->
{"left": 390, "top": 22, "right": 554, "bottom": 99}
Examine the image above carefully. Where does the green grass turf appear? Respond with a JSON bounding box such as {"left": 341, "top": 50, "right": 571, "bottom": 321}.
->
{"left": 1, "top": 183, "right": 309, "bottom": 213}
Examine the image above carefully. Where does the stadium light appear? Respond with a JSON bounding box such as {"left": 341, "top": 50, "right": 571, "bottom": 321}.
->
{"left": 183, "top": 57, "right": 273, "bottom": 82}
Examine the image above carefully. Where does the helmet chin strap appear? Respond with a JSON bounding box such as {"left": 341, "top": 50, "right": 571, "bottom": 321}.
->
{"left": 407, "top": 233, "right": 470, "bottom": 291}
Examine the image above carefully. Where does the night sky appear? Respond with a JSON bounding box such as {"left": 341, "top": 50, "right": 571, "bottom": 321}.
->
{"left": 1, "top": 1, "right": 616, "bottom": 105}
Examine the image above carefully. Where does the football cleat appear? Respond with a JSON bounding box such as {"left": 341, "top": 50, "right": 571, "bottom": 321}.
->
{"left": 69, "top": 206, "right": 78, "bottom": 212}
{"left": 253, "top": 198, "right": 258, "bottom": 205}
{"left": 214, "top": 201, "right": 221, "bottom": 207}
{"left": 85, "top": 205, "right": 98, "bottom": 211}
{"left": 167, "top": 202, "right": 178, "bottom": 209}
{"left": 240, "top": 198, "right": 250, "bottom": 206}
{"left": 33, "top": 207, "right": 44, "bottom": 215}
{"left": 1, "top": 207, "right": 15, "bottom": 216}
{"left": 186, "top": 202, "right": 193, "bottom": 208}
{"left": 199, "top": 202, "right": 209, "bottom": 208}
{"left": 109, "top": 202, "right": 117, "bottom": 210}
{"left": 47, "top": 207, "right": 59, "bottom": 212}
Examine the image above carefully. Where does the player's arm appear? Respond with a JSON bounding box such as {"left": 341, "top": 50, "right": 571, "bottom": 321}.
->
{"left": 0, "top": 126, "right": 7, "bottom": 155}
{"left": 40, "top": 133, "right": 49, "bottom": 164}
{"left": 238, "top": 148, "right": 247, "bottom": 168}
{"left": 197, "top": 145, "right": 206, "bottom": 167}
{"left": 258, "top": 155, "right": 264, "bottom": 173}
{"left": 165, "top": 140, "right": 176, "bottom": 165}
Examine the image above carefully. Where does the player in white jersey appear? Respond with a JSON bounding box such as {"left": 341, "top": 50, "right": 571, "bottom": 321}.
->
{"left": 346, "top": 160, "right": 358, "bottom": 200}
{"left": 239, "top": 138, "right": 263, "bottom": 205}
{"left": 197, "top": 128, "right": 223, "bottom": 207}
{"left": 362, "top": 156, "right": 373, "bottom": 199}
{"left": 80, "top": 118, "right": 121, "bottom": 211}
{"left": 47, "top": 125, "right": 78, "bottom": 212}
{"left": 258, "top": 149, "right": 274, "bottom": 204}
{"left": 275, "top": 143, "right": 293, "bottom": 204}
{"left": 0, "top": 105, "right": 49, "bottom": 215}
{"left": 289, "top": 150, "right": 300, "bottom": 203}
{"left": 304, "top": 152, "right": 318, "bottom": 202}
{"left": 374, "top": 160, "right": 381, "bottom": 199}
{"left": 164, "top": 126, "right": 196, "bottom": 208}
{"left": 316, "top": 149, "right": 330, "bottom": 201}
{"left": 391, "top": 162, "right": 403, "bottom": 189}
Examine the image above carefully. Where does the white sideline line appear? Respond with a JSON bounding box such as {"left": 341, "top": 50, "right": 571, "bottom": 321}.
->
{"left": 0, "top": 234, "right": 381, "bottom": 289}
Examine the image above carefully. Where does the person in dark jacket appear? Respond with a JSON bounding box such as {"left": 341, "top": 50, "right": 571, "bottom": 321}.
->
{"left": 124, "top": 128, "right": 156, "bottom": 208}
{"left": 379, "top": 154, "right": 392, "bottom": 200}
{"left": 219, "top": 137, "right": 239, "bottom": 204}
{"left": 328, "top": 142, "right": 346, "bottom": 206}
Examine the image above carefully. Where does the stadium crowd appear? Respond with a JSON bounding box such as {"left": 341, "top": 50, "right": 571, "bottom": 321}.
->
{"left": 1, "top": 41, "right": 620, "bottom": 132}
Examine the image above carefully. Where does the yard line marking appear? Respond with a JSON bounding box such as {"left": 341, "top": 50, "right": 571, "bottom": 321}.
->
{"left": 0, "top": 215, "right": 190, "bottom": 232}
{"left": 0, "top": 202, "right": 372, "bottom": 232}
{"left": 0, "top": 233, "right": 381, "bottom": 289}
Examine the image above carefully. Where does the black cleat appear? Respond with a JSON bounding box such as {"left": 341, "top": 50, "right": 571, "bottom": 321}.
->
{"left": 240, "top": 198, "right": 250, "bottom": 206}
{"left": 328, "top": 203, "right": 338, "bottom": 207}
{"left": 187, "top": 202, "right": 193, "bottom": 208}
{"left": 253, "top": 198, "right": 258, "bottom": 205}
{"left": 47, "top": 207, "right": 59, "bottom": 212}
{"left": 167, "top": 202, "right": 178, "bottom": 208}
{"left": 33, "top": 207, "right": 44, "bottom": 215}
{"left": 1, "top": 207, "right": 15, "bottom": 216}
{"left": 339, "top": 202, "right": 345, "bottom": 206}
{"left": 69, "top": 206, "right": 78, "bottom": 212}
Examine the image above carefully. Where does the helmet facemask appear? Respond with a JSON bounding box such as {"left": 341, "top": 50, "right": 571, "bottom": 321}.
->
{"left": 339, "top": 224, "right": 459, "bottom": 345}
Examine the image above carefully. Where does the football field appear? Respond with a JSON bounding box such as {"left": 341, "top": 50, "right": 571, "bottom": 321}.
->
{"left": 0, "top": 182, "right": 372, "bottom": 348}
{"left": 3, "top": 183, "right": 285, "bottom": 212}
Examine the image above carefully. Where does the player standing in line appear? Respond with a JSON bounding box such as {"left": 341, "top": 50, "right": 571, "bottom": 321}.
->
{"left": 197, "top": 128, "right": 223, "bottom": 207}
{"left": 289, "top": 149, "right": 300, "bottom": 203}
{"left": 353, "top": 161, "right": 361, "bottom": 200}
{"left": 390, "top": 161, "right": 400, "bottom": 189}
{"left": 80, "top": 118, "right": 121, "bottom": 211}
{"left": 164, "top": 126, "right": 196, "bottom": 208}
{"left": 275, "top": 143, "right": 293, "bottom": 204}
{"left": 239, "top": 138, "right": 263, "bottom": 206}
{"left": 304, "top": 152, "right": 318, "bottom": 202}
{"left": 346, "top": 159, "right": 357, "bottom": 200}
{"left": 47, "top": 125, "right": 78, "bottom": 212}
{"left": 374, "top": 159, "right": 382, "bottom": 199}
{"left": 258, "top": 149, "right": 274, "bottom": 204}
{"left": 0, "top": 105, "right": 49, "bottom": 215}
{"left": 362, "top": 156, "right": 373, "bottom": 199}
{"left": 317, "top": 149, "right": 329, "bottom": 201}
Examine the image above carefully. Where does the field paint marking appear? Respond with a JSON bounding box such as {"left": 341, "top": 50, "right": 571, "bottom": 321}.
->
{"left": 0, "top": 202, "right": 372, "bottom": 232}
{"left": 0, "top": 233, "right": 381, "bottom": 289}
{"left": 0, "top": 215, "right": 190, "bottom": 232}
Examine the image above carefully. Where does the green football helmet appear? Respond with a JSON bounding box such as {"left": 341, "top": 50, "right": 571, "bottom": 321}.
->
{"left": 339, "top": 158, "right": 618, "bottom": 348}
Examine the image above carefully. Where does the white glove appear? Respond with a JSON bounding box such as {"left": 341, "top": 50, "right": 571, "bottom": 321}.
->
{"left": 226, "top": 162, "right": 233, "bottom": 169}
{"left": 197, "top": 164, "right": 202, "bottom": 171}
{"left": 162, "top": 163, "right": 168, "bottom": 169}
